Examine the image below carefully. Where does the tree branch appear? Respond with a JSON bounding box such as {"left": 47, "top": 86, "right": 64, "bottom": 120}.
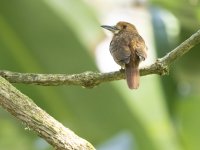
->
{"left": 0, "top": 29, "right": 199, "bottom": 150}
{"left": 0, "top": 30, "right": 200, "bottom": 88}
{"left": 0, "top": 76, "right": 95, "bottom": 150}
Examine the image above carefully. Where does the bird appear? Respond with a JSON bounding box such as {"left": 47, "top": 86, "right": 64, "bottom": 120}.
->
{"left": 101, "top": 21, "right": 147, "bottom": 89}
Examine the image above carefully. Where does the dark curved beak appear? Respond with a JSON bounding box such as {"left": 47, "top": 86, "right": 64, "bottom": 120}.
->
{"left": 101, "top": 25, "right": 119, "bottom": 32}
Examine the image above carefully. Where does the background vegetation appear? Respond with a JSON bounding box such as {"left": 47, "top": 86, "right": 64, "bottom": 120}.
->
{"left": 0, "top": 0, "right": 200, "bottom": 150}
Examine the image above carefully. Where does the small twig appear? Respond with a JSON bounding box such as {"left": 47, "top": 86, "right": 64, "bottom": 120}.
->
{"left": 0, "top": 29, "right": 200, "bottom": 88}
{"left": 0, "top": 76, "right": 95, "bottom": 150}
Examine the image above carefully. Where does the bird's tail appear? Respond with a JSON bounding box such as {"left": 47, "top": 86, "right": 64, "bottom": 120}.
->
{"left": 125, "top": 61, "right": 140, "bottom": 89}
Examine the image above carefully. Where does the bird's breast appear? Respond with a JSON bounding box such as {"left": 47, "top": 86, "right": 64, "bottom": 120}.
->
{"left": 109, "top": 33, "right": 132, "bottom": 66}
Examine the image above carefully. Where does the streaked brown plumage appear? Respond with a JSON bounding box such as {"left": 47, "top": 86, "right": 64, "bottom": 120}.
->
{"left": 101, "top": 21, "right": 147, "bottom": 89}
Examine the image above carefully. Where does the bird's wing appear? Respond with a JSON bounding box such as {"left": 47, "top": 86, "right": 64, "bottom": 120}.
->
{"left": 131, "top": 35, "right": 147, "bottom": 61}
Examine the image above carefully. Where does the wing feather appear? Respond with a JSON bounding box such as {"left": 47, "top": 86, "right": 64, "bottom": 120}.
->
{"left": 130, "top": 35, "right": 147, "bottom": 61}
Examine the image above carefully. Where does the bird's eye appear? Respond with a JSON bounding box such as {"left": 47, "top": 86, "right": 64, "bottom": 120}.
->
{"left": 122, "top": 25, "right": 127, "bottom": 29}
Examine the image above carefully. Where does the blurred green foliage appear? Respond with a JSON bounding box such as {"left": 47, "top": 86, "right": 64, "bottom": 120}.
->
{"left": 0, "top": 0, "right": 200, "bottom": 150}
{"left": 151, "top": 0, "right": 200, "bottom": 150}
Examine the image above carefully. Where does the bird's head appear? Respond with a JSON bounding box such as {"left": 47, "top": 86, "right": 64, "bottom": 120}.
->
{"left": 101, "top": 21, "right": 137, "bottom": 34}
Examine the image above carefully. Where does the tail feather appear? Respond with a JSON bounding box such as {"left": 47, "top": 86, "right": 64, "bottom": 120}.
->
{"left": 125, "top": 62, "right": 140, "bottom": 89}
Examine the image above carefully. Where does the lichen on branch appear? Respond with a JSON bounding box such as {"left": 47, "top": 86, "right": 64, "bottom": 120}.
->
{"left": 0, "top": 76, "right": 95, "bottom": 150}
